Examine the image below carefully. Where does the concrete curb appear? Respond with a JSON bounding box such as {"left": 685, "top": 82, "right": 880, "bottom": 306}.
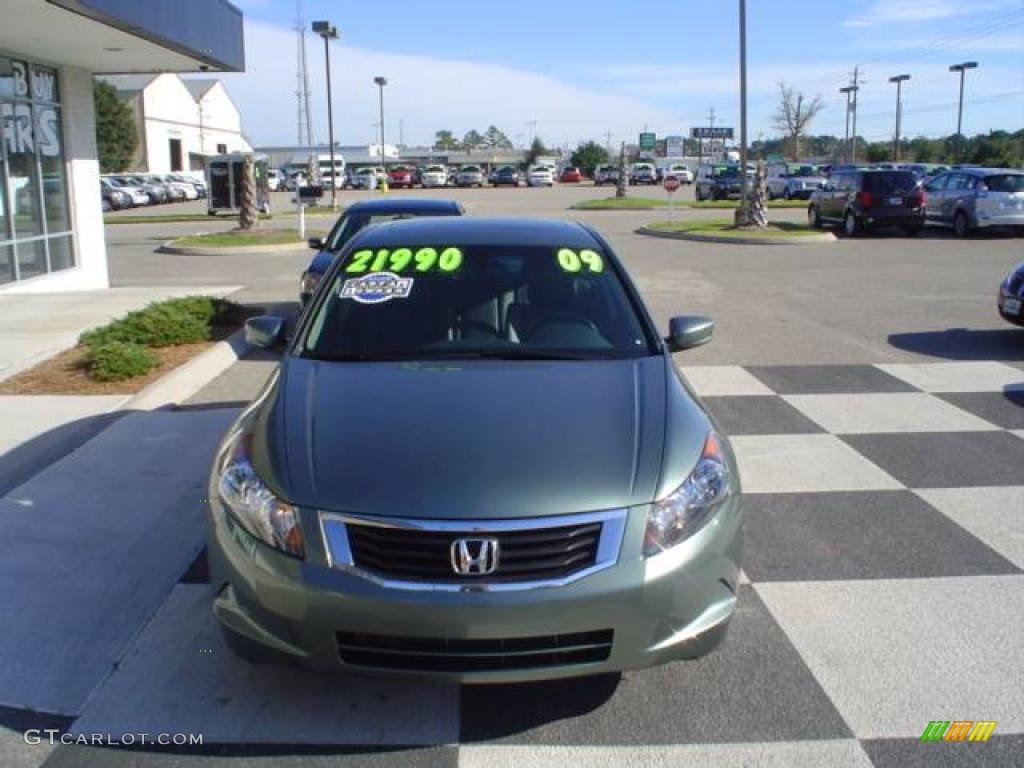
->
{"left": 636, "top": 226, "right": 837, "bottom": 245}
{"left": 570, "top": 205, "right": 666, "bottom": 212}
{"left": 120, "top": 327, "right": 252, "bottom": 411}
{"left": 157, "top": 239, "right": 308, "bottom": 256}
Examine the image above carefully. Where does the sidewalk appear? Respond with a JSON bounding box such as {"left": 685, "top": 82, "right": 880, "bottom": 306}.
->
{"left": 0, "top": 284, "right": 241, "bottom": 383}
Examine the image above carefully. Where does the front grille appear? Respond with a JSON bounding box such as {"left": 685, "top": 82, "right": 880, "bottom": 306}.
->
{"left": 346, "top": 520, "right": 602, "bottom": 583}
{"left": 1009, "top": 272, "right": 1024, "bottom": 296}
{"left": 337, "top": 629, "right": 614, "bottom": 672}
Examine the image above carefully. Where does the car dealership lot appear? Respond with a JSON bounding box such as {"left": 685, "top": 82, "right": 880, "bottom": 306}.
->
{"left": 3, "top": 185, "right": 1021, "bottom": 767}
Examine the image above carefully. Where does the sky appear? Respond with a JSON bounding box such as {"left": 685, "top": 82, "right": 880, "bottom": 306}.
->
{"left": 220, "top": 0, "right": 1024, "bottom": 150}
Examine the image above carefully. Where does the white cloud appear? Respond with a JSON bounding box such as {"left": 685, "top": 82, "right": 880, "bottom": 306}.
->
{"left": 222, "top": 20, "right": 682, "bottom": 148}
{"left": 843, "top": 0, "right": 961, "bottom": 27}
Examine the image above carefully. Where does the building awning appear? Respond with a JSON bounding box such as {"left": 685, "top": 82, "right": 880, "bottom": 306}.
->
{"left": 0, "top": 0, "right": 244, "bottom": 73}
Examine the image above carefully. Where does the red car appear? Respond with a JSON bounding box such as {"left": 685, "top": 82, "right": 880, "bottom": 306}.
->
{"left": 560, "top": 166, "right": 582, "bottom": 183}
{"left": 387, "top": 166, "right": 415, "bottom": 189}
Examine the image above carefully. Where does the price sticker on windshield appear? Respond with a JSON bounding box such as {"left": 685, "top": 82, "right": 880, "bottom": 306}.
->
{"left": 346, "top": 247, "right": 463, "bottom": 274}
{"left": 556, "top": 248, "right": 604, "bottom": 273}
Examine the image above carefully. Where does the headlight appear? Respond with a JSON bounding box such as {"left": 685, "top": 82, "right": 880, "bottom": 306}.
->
{"left": 300, "top": 271, "right": 321, "bottom": 296}
{"left": 644, "top": 432, "right": 732, "bottom": 556}
{"left": 217, "top": 431, "right": 304, "bottom": 557}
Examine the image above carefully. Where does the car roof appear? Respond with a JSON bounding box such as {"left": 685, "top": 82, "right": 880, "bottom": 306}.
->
{"left": 343, "top": 198, "right": 463, "bottom": 215}
{"left": 352, "top": 217, "right": 601, "bottom": 249}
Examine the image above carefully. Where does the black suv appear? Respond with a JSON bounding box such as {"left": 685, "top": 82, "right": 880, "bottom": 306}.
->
{"left": 809, "top": 169, "right": 925, "bottom": 236}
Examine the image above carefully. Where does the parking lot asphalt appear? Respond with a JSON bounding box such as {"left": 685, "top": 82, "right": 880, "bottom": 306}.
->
{"left": 3, "top": 184, "right": 1021, "bottom": 768}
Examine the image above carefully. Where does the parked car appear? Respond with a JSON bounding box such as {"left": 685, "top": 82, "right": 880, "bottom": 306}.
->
{"left": 455, "top": 165, "right": 485, "bottom": 188}
{"left": 141, "top": 174, "right": 184, "bottom": 202}
{"left": 629, "top": 163, "right": 657, "bottom": 185}
{"left": 808, "top": 169, "right": 925, "bottom": 236}
{"left": 593, "top": 164, "right": 620, "bottom": 186}
{"left": 924, "top": 168, "right": 1024, "bottom": 237}
{"left": 267, "top": 169, "right": 286, "bottom": 192}
{"left": 663, "top": 163, "right": 693, "bottom": 185}
{"left": 119, "top": 175, "right": 168, "bottom": 204}
{"left": 527, "top": 165, "right": 555, "bottom": 187}
{"left": 350, "top": 168, "right": 379, "bottom": 190}
{"left": 766, "top": 163, "right": 826, "bottom": 200}
{"left": 215, "top": 216, "right": 741, "bottom": 680}
{"left": 154, "top": 174, "right": 199, "bottom": 200}
{"left": 285, "top": 172, "right": 308, "bottom": 192}
{"left": 490, "top": 165, "right": 521, "bottom": 187}
{"left": 998, "top": 262, "right": 1024, "bottom": 326}
{"left": 103, "top": 176, "right": 151, "bottom": 206}
{"left": 695, "top": 164, "right": 743, "bottom": 201}
{"left": 100, "top": 179, "right": 130, "bottom": 210}
{"left": 421, "top": 165, "right": 448, "bottom": 188}
{"left": 560, "top": 166, "right": 582, "bottom": 183}
{"left": 169, "top": 173, "right": 207, "bottom": 199}
{"left": 387, "top": 166, "right": 415, "bottom": 189}
{"left": 300, "top": 198, "right": 465, "bottom": 305}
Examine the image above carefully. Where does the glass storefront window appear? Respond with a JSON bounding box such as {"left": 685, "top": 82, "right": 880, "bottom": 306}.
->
{"left": 0, "top": 57, "right": 73, "bottom": 285}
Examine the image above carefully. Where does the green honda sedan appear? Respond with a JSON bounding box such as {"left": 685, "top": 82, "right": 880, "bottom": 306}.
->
{"left": 208, "top": 217, "right": 742, "bottom": 682}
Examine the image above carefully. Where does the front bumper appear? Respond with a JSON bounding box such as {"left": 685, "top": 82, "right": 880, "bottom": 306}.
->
{"left": 208, "top": 497, "right": 741, "bottom": 683}
{"left": 998, "top": 288, "right": 1024, "bottom": 326}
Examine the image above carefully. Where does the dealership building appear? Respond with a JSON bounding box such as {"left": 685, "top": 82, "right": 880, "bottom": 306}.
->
{"left": 0, "top": 0, "right": 244, "bottom": 294}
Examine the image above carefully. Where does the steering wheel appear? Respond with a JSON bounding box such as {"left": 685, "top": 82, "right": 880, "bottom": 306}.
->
{"left": 458, "top": 319, "right": 502, "bottom": 339}
{"left": 528, "top": 313, "right": 600, "bottom": 336}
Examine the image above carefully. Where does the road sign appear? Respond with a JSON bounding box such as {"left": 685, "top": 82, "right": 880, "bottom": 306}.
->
{"left": 665, "top": 135, "right": 684, "bottom": 157}
{"left": 639, "top": 132, "right": 656, "bottom": 150}
{"left": 691, "top": 126, "right": 733, "bottom": 140}
{"left": 663, "top": 175, "right": 681, "bottom": 192}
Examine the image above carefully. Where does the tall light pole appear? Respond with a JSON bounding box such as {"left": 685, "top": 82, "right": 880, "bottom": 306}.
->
{"left": 312, "top": 20, "right": 339, "bottom": 209}
{"left": 738, "top": 0, "right": 749, "bottom": 204}
{"left": 889, "top": 74, "right": 910, "bottom": 163}
{"left": 839, "top": 86, "right": 855, "bottom": 164}
{"left": 949, "top": 61, "right": 978, "bottom": 161}
{"left": 374, "top": 76, "right": 388, "bottom": 172}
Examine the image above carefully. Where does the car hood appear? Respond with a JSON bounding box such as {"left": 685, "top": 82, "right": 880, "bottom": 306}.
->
{"left": 259, "top": 355, "right": 680, "bottom": 519}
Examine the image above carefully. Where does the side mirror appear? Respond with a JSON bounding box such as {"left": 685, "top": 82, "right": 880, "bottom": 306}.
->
{"left": 666, "top": 315, "right": 714, "bottom": 352}
{"left": 245, "top": 315, "right": 286, "bottom": 349}
{"left": 308, "top": 237, "right": 324, "bottom": 250}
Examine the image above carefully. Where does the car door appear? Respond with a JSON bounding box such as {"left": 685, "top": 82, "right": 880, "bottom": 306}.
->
{"left": 924, "top": 174, "right": 949, "bottom": 221}
{"left": 942, "top": 174, "right": 969, "bottom": 220}
{"left": 822, "top": 172, "right": 847, "bottom": 221}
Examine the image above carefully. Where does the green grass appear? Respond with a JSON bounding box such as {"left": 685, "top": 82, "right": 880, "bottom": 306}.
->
{"left": 688, "top": 200, "right": 808, "bottom": 209}
{"left": 105, "top": 213, "right": 273, "bottom": 224}
{"left": 172, "top": 229, "right": 304, "bottom": 247}
{"left": 647, "top": 219, "right": 823, "bottom": 238}
{"left": 571, "top": 197, "right": 668, "bottom": 210}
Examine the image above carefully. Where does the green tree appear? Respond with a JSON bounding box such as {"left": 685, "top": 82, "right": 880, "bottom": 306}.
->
{"left": 433, "top": 130, "right": 461, "bottom": 151}
{"left": 462, "top": 129, "right": 484, "bottom": 152}
{"left": 865, "top": 142, "right": 890, "bottom": 163}
{"left": 525, "top": 136, "right": 549, "bottom": 166}
{"left": 93, "top": 80, "right": 138, "bottom": 172}
{"left": 482, "top": 125, "right": 514, "bottom": 149}
{"left": 570, "top": 141, "right": 609, "bottom": 177}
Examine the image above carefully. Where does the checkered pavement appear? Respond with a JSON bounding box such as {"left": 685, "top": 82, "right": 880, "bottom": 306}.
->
{"left": 4, "top": 361, "right": 1022, "bottom": 767}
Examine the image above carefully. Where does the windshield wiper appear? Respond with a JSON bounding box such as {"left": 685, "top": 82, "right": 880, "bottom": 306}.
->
{"left": 302, "top": 352, "right": 411, "bottom": 362}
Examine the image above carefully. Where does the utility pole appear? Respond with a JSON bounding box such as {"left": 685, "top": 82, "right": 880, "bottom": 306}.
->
{"left": 399, "top": 119, "right": 404, "bottom": 149}
{"left": 526, "top": 120, "right": 537, "bottom": 145}
{"left": 889, "top": 74, "right": 910, "bottom": 162}
{"left": 312, "top": 21, "right": 339, "bottom": 209}
{"left": 850, "top": 66, "right": 863, "bottom": 163}
{"left": 738, "top": 0, "right": 749, "bottom": 203}
{"left": 604, "top": 130, "right": 613, "bottom": 153}
{"left": 839, "top": 86, "right": 854, "bottom": 163}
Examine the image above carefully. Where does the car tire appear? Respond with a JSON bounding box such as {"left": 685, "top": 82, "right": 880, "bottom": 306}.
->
{"left": 953, "top": 210, "right": 970, "bottom": 238}
{"left": 808, "top": 206, "right": 821, "bottom": 229}
{"left": 843, "top": 210, "right": 860, "bottom": 237}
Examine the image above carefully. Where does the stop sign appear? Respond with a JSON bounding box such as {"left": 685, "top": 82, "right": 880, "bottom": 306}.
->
{"left": 663, "top": 175, "right": 681, "bottom": 192}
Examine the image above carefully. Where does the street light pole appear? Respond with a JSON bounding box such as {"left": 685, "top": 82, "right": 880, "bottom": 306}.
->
{"left": 888, "top": 74, "right": 910, "bottom": 163}
{"left": 312, "top": 20, "right": 339, "bottom": 209}
{"left": 949, "top": 61, "right": 978, "bottom": 161}
{"left": 738, "top": 0, "right": 749, "bottom": 203}
{"left": 374, "top": 76, "right": 388, "bottom": 173}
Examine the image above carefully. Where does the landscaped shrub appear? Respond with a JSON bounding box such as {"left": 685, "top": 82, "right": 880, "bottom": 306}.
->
{"left": 79, "top": 297, "right": 223, "bottom": 348}
{"left": 86, "top": 341, "right": 160, "bottom": 382}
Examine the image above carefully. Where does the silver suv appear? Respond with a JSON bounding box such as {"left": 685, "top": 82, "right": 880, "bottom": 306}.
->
{"left": 455, "top": 165, "right": 485, "bottom": 188}
{"left": 924, "top": 168, "right": 1024, "bottom": 237}
{"left": 766, "top": 163, "right": 826, "bottom": 200}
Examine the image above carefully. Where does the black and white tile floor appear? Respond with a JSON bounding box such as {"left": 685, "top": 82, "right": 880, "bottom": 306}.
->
{"left": 2, "top": 361, "right": 1021, "bottom": 767}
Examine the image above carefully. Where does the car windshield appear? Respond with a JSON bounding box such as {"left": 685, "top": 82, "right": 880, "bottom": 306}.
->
{"left": 323, "top": 212, "right": 435, "bottom": 252}
{"left": 790, "top": 166, "right": 818, "bottom": 177}
{"left": 713, "top": 166, "right": 738, "bottom": 177}
{"left": 864, "top": 172, "right": 918, "bottom": 194}
{"left": 425, "top": 166, "right": 445, "bottom": 173}
{"left": 462, "top": 166, "right": 480, "bottom": 173}
{"left": 983, "top": 174, "right": 1024, "bottom": 193}
{"left": 301, "top": 243, "right": 654, "bottom": 361}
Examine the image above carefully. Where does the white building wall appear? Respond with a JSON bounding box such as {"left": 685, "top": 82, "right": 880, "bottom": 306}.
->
{"left": 4, "top": 65, "right": 108, "bottom": 293}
